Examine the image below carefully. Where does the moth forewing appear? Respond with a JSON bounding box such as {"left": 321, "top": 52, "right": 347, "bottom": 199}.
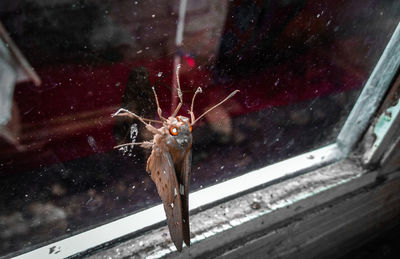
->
{"left": 146, "top": 134, "right": 185, "bottom": 251}
{"left": 179, "top": 150, "right": 192, "bottom": 246}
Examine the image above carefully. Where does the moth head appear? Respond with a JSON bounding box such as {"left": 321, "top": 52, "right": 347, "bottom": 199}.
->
{"left": 166, "top": 116, "right": 193, "bottom": 149}
{"left": 167, "top": 116, "right": 192, "bottom": 135}
{"left": 176, "top": 116, "right": 192, "bottom": 132}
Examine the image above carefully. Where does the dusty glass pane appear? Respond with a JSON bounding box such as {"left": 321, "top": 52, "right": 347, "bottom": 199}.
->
{"left": 0, "top": 0, "right": 399, "bottom": 256}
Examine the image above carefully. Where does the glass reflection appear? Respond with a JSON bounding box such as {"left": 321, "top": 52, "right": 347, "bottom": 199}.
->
{"left": 0, "top": 0, "right": 399, "bottom": 256}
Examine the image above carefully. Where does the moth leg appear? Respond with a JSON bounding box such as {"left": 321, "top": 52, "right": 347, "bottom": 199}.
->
{"left": 112, "top": 108, "right": 161, "bottom": 134}
{"left": 143, "top": 118, "right": 163, "bottom": 124}
{"left": 152, "top": 87, "right": 167, "bottom": 121}
{"left": 192, "top": 90, "right": 240, "bottom": 125}
{"left": 171, "top": 64, "right": 183, "bottom": 117}
{"left": 189, "top": 87, "right": 203, "bottom": 125}
{"left": 114, "top": 141, "right": 153, "bottom": 149}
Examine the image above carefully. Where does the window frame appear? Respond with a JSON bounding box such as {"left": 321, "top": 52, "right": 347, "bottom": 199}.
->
{"left": 9, "top": 19, "right": 400, "bottom": 259}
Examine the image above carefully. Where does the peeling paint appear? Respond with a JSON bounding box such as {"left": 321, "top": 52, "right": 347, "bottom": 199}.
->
{"left": 373, "top": 99, "right": 400, "bottom": 147}
{"left": 364, "top": 98, "right": 400, "bottom": 164}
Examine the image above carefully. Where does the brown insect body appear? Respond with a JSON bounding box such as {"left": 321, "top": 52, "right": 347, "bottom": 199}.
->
{"left": 113, "top": 65, "right": 239, "bottom": 251}
{"left": 146, "top": 116, "right": 192, "bottom": 250}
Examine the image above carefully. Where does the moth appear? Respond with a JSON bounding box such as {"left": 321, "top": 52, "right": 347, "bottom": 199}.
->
{"left": 112, "top": 65, "right": 239, "bottom": 251}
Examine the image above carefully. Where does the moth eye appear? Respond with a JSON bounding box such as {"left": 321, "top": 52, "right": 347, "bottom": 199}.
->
{"left": 169, "top": 126, "right": 178, "bottom": 136}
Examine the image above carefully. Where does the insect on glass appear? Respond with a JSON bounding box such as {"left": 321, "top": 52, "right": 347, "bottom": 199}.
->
{"left": 112, "top": 65, "right": 239, "bottom": 251}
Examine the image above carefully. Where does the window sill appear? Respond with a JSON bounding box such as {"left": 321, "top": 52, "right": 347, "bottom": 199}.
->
{"left": 87, "top": 156, "right": 400, "bottom": 258}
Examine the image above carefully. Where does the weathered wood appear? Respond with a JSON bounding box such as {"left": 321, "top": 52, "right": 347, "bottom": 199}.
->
{"left": 219, "top": 173, "right": 400, "bottom": 259}
{"left": 86, "top": 159, "right": 400, "bottom": 259}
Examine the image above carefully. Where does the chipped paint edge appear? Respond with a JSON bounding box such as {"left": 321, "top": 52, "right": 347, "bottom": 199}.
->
{"left": 363, "top": 98, "right": 400, "bottom": 164}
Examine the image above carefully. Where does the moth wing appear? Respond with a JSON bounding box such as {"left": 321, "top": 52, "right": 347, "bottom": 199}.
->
{"left": 147, "top": 145, "right": 184, "bottom": 251}
{"left": 179, "top": 150, "right": 192, "bottom": 247}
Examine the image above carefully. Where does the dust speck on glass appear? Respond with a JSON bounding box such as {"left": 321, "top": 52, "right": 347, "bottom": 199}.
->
{"left": 0, "top": 0, "right": 399, "bottom": 256}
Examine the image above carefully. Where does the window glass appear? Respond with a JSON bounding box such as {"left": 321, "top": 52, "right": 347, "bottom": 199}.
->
{"left": 0, "top": 0, "right": 399, "bottom": 256}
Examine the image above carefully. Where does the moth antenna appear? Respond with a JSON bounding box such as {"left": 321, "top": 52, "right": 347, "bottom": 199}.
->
{"left": 189, "top": 87, "right": 202, "bottom": 124}
{"left": 152, "top": 87, "right": 167, "bottom": 121}
{"left": 171, "top": 64, "right": 183, "bottom": 117}
{"left": 192, "top": 90, "right": 239, "bottom": 125}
